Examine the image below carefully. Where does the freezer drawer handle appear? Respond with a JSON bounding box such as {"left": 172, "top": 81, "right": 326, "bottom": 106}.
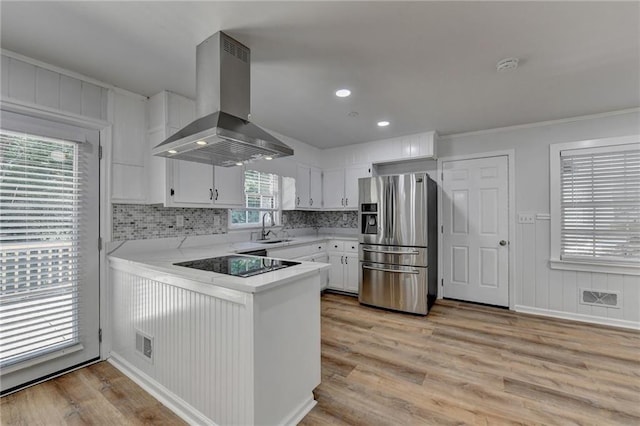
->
{"left": 362, "top": 265, "right": 420, "bottom": 275}
{"left": 362, "top": 248, "right": 420, "bottom": 255}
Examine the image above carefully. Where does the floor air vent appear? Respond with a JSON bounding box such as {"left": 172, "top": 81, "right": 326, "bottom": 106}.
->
{"left": 135, "top": 331, "right": 154, "bottom": 363}
{"left": 579, "top": 289, "right": 620, "bottom": 308}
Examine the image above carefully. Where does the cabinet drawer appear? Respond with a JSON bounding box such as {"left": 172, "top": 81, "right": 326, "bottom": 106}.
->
{"left": 328, "top": 241, "right": 344, "bottom": 251}
{"left": 344, "top": 241, "right": 359, "bottom": 253}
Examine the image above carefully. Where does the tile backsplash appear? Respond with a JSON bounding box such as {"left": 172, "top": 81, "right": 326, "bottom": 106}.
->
{"left": 112, "top": 204, "right": 227, "bottom": 241}
{"left": 112, "top": 204, "right": 358, "bottom": 241}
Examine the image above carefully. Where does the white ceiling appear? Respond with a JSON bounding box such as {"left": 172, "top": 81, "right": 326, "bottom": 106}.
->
{"left": 1, "top": 1, "right": 639, "bottom": 148}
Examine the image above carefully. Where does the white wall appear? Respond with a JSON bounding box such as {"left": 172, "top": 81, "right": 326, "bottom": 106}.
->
{"left": 439, "top": 109, "right": 640, "bottom": 327}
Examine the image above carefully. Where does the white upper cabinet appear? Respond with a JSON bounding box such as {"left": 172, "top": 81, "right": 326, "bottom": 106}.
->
{"left": 295, "top": 164, "right": 322, "bottom": 209}
{"left": 111, "top": 90, "right": 147, "bottom": 203}
{"left": 322, "top": 169, "right": 344, "bottom": 209}
{"left": 322, "top": 165, "right": 370, "bottom": 210}
{"left": 213, "top": 166, "right": 245, "bottom": 207}
{"left": 146, "top": 91, "right": 243, "bottom": 208}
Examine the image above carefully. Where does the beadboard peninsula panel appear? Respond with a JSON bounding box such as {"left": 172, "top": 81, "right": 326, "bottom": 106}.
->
{"left": 1, "top": 54, "right": 108, "bottom": 121}
{"left": 516, "top": 216, "right": 640, "bottom": 327}
{"left": 110, "top": 269, "right": 254, "bottom": 425}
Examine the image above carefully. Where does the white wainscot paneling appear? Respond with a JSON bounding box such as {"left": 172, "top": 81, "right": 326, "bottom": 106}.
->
{"left": 515, "top": 215, "right": 640, "bottom": 329}
{"left": 109, "top": 266, "right": 321, "bottom": 425}
{"left": 110, "top": 269, "right": 253, "bottom": 425}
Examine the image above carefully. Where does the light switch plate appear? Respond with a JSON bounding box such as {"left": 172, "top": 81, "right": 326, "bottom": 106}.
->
{"left": 342, "top": 213, "right": 348, "bottom": 221}
{"left": 213, "top": 215, "right": 221, "bottom": 226}
{"left": 518, "top": 212, "right": 535, "bottom": 224}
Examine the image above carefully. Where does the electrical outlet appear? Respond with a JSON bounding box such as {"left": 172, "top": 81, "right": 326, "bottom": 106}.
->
{"left": 213, "top": 215, "right": 221, "bottom": 226}
{"left": 176, "top": 215, "right": 184, "bottom": 228}
{"left": 518, "top": 212, "right": 535, "bottom": 224}
{"left": 342, "top": 213, "right": 348, "bottom": 221}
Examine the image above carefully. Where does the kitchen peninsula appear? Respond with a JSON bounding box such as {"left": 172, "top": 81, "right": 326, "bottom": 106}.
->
{"left": 108, "top": 239, "right": 330, "bottom": 425}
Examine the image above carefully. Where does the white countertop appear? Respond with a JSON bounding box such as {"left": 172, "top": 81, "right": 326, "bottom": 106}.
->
{"left": 108, "top": 231, "right": 356, "bottom": 295}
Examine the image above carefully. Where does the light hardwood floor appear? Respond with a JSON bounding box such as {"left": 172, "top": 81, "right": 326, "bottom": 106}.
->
{"left": 2, "top": 293, "right": 639, "bottom": 425}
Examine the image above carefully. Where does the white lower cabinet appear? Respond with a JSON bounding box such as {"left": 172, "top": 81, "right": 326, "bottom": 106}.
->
{"left": 327, "top": 240, "right": 359, "bottom": 294}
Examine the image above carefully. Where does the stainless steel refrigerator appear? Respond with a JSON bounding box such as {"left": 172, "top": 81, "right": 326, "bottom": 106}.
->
{"left": 358, "top": 173, "right": 437, "bottom": 315}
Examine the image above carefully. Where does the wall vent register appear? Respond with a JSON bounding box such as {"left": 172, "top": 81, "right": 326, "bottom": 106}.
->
{"left": 174, "top": 255, "right": 300, "bottom": 277}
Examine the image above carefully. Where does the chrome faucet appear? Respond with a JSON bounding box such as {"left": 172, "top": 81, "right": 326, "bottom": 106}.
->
{"left": 261, "top": 211, "right": 274, "bottom": 240}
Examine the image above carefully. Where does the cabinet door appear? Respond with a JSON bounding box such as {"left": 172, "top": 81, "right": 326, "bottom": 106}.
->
{"left": 344, "top": 165, "right": 370, "bottom": 210}
{"left": 344, "top": 254, "right": 360, "bottom": 294}
{"left": 296, "top": 165, "right": 311, "bottom": 208}
{"left": 171, "top": 159, "right": 214, "bottom": 206}
{"left": 327, "top": 253, "right": 345, "bottom": 290}
{"left": 213, "top": 166, "right": 244, "bottom": 207}
{"left": 322, "top": 169, "right": 344, "bottom": 209}
{"left": 309, "top": 166, "right": 323, "bottom": 209}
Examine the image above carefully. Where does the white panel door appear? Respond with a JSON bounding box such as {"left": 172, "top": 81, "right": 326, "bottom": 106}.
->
{"left": 442, "top": 156, "right": 509, "bottom": 306}
{"left": 322, "top": 169, "right": 344, "bottom": 209}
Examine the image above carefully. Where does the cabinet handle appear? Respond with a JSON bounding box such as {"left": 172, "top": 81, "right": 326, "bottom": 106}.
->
{"left": 209, "top": 189, "right": 213, "bottom": 200}
{"left": 345, "top": 256, "right": 348, "bottom": 264}
{"left": 345, "top": 198, "right": 348, "bottom": 206}
{"left": 341, "top": 198, "right": 344, "bottom": 206}
{"left": 171, "top": 188, "right": 175, "bottom": 196}
{"left": 310, "top": 198, "right": 313, "bottom": 206}
{"left": 341, "top": 255, "right": 344, "bottom": 264}
{"left": 296, "top": 196, "right": 300, "bottom": 206}
{"left": 215, "top": 189, "right": 219, "bottom": 201}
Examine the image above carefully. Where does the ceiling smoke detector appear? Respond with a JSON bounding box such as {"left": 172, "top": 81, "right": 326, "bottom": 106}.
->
{"left": 496, "top": 57, "right": 519, "bottom": 72}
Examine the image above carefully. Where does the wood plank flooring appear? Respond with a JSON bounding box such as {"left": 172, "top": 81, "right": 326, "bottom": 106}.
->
{"left": 0, "top": 362, "right": 185, "bottom": 425}
{"left": 2, "top": 293, "right": 639, "bottom": 425}
{"left": 301, "top": 293, "right": 640, "bottom": 426}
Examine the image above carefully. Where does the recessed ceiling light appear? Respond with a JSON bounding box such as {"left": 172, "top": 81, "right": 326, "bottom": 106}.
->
{"left": 335, "top": 89, "right": 351, "bottom": 98}
{"left": 235, "top": 162, "right": 244, "bottom": 166}
{"left": 196, "top": 140, "right": 207, "bottom": 145}
{"left": 377, "top": 121, "right": 390, "bottom": 127}
{"left": 264, "top": 156, "right": 273, "bottom": 160}
{"left": 168, "top": 150, "right": 177, "bottom": 154}
{"left": 496, "top": 57, "right": 519, "bottom": 72}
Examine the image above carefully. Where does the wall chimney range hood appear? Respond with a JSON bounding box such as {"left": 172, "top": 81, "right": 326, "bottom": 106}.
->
{"left": 153, "top": 32, "right": 294, "bottom": 166}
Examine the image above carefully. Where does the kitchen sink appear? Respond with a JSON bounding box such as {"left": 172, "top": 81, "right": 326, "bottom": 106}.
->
{"left": 255, "top": 239, "right": 292, "bottom": 244}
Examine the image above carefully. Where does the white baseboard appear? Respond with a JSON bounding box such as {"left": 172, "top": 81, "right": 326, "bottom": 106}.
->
{"left": 108, "top": 353, "right": 215, "bottom": 426}
{"left": 514, "top": 305, "right": 640, "bottom": 330}
{"left": 282, "top": 394, "right": 317, "bottom": 426}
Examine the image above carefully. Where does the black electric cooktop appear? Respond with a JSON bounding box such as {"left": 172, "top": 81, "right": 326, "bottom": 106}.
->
{"left": 174, "top": 255, "right": 300, "bottom": 278}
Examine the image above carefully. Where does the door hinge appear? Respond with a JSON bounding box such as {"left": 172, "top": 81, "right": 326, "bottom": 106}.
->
{"left": 98, "top": 145, "right": 103, "bottom": 160}
{"left": 98, "top": 236, "right": 103, "bottom": 251}
{"left": 99, "top": 328, "right": 103, "bottom": 343}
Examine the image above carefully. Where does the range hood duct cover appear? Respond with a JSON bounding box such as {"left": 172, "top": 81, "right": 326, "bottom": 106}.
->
{"left": 152, "top": 32, "right": 293, "bottom": 166}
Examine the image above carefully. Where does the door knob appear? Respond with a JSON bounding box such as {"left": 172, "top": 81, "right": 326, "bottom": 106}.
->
{"left": 499, "top": 240, "right": 507, "bottom": 246}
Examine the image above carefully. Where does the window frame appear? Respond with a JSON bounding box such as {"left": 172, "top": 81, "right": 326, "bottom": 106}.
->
{"left": 228, "top": 169, "right": 282, "bottom": 230}
{"left": 549, "top": 134, "right": 640, "bottom": 276}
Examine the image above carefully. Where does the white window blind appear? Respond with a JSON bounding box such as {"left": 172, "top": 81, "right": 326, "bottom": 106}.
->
{"left": 230, "top": 170, "right": 280, "bottom": 226}
{"left": 0, "top": 129, "right": 85, "bottom": 368}
{"left": 560, "top": 145, "right": 640, "bottom": 263}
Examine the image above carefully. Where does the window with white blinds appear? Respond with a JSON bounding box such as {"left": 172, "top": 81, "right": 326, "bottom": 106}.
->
{"left": 0, "top": 129, "right": 85, "bottom": 368}
{"left": 560, "top": 144, "right": 640, "bottom": 263}
{"left": 230, "top": 170, "right": 280, "bottom": 227}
